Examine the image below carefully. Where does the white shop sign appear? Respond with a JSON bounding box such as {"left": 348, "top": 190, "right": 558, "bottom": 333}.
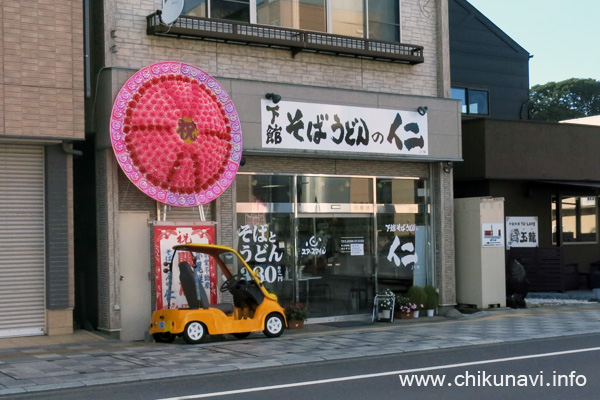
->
{"left": 506, "top": 216, "right": 539, "bottom": 249}
{"left": 261, "top": 100, "right": 428, "bottom": 156}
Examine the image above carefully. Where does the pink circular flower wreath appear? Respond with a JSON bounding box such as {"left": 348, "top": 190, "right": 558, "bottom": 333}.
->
{"left": 110, "top": 62, "right": 242, "bottom": 206}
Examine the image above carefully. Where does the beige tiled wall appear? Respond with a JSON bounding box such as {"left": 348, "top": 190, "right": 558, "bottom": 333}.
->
{"left": 0, "top": 0, "right": 84, "bottom": 139}
{"left": 104, "top": 0, "right": 442, "bottom": 98}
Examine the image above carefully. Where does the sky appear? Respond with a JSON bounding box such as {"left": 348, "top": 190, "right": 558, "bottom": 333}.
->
{"left": 465, "top": 0, "right": 600, "bottom": 87}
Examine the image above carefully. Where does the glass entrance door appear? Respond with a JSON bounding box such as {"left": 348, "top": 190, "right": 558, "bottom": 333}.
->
{"left": 297, "top": 215, "right": 373, "bottom": 317}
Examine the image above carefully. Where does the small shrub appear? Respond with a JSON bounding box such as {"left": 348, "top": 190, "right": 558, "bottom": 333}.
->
{"left": 407, "top": 285, "right": 427, "bottom": 310}
{"left": 285, "top": 303, "right": 310, "bottom": 321}
{"left": 424, "top": 286, "right": 439, "bottom": 310}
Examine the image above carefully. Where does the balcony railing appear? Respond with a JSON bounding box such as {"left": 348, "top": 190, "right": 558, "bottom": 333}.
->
{"left": 146, "top": 13, "right": 424, "bottom": 65}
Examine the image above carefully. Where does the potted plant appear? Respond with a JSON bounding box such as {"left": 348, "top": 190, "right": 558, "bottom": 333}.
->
{"left": 424, "top": 285, "right": 439, "bottom": 317}
{"left": 395, "top": 295, "right": 417, "bottom": 319}
{"left": 375, "top": 289, "right": 395, "bottom": 321}
{"left": 407, "top": 286, "right": 427, "bottom": 318}
{"left": 285, "top": 303, "right": 310, "bottom": 329}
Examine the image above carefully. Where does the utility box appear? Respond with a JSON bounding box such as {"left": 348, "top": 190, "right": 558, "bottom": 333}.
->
{"left": 455, "top": 197, "right": 506, "bottom": 309}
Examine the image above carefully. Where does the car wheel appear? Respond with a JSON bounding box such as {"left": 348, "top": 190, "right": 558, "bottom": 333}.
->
{"left": 263, "top": 313, "right": 284, "bottom": 338}
{"left": 232, "top": 332, "right": 251, "bottom": 339}
{"left": 153, "top": 332, "right": 176, "bottom": 343}
{"left": 183, "top": 321, "right": 207, "bottom": 344}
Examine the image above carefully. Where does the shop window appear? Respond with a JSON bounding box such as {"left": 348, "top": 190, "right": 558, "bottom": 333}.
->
{"left": 552, "top": 196, "right": 598, "bottom": 244}
{"left": 451, "top": 87, "right": 489, "bottom": 115}
{"left": 297, "top": 176, "right": 373, "bottom": 204}
{"left": 237, "top": 175, "right": 293, "bottom": 204}
{"left": 376, "top": 178, "right": 430, "bottom": 290}
{"left": 376, "top": 178, "right": 427, "bottom": 206}
{"left": 235, "top": 173, "right": 432, "bottom": 318}
{"left": 236, "top": 174, "right": 294, "bottom": 303}
{"left": 376, "top": 213, "right": 428, "bottom": 283}
{"left": 236, "top": 213, "right": 294, "bottom": 305}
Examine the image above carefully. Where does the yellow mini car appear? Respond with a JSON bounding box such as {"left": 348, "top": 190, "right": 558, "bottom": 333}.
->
{"left": 150, "top": 244, "right": 287, "bottom": 344}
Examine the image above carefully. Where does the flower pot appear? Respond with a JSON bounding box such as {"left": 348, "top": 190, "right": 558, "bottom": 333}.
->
{"left": 399, "top": 311, "right": 414, "bottom": 319}
{"left": 288, "top": 320, "right": 305, "bottom": 329}
{"left": 413, "top": 310, "right": 420, "bottom": 318}
{"left": 427, "top": 309, "right": 435, "bottom": 317}
{"left": 377, "top": 309, "right": 392, "bottom": 320}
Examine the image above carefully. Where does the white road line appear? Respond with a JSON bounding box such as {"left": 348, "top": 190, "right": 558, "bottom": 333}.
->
{"left": 156, "top": 346, "right": 600, "bottom": 400}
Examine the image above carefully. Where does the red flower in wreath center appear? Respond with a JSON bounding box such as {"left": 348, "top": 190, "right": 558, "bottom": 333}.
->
{"left": 177, "top": 117, "right": 199, "bottom": 144}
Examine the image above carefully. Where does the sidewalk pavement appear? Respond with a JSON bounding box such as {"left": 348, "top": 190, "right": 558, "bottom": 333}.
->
{"left": 1, "top": 303, "right": 600, "bottom": 396}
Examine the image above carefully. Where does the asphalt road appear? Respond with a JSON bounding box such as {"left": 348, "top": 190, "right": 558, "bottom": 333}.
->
{"left": 9, "top": 333, "right": 600, "bottom": 400}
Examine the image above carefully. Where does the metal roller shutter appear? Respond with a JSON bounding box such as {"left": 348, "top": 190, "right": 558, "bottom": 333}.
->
{"left": 0, "top": 144, "right": 46, "bottom": 337}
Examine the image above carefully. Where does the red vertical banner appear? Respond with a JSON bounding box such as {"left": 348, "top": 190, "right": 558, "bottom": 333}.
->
{"left": 153, "top": 224, "right": 216, "bottom": 309}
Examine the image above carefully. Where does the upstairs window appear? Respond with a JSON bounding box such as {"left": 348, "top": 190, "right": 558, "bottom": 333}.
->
{"left": 213, "top": 0, "right": 250, "bottom": 21}
{"left": 368, "top": 0, "right": 400, "bottom": 42}
{"left": 184, "top": 0, "right": 207, "bottom": 17}
{"left": 183, "top": 0, "right": 401, "bottom": 42}
{"left": 451, "top": 87, "right": 489, "bottom": 115}
{"left": 184, "top": 0, "right": 249, "bottom": 22}
{"left": 257, "top": 0, "right": 327, "bottom": 32}
{"left": 331, "top": 0, "right": 364, "bottom": 38}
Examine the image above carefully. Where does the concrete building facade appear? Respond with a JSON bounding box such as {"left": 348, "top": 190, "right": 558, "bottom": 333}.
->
{"left": 83, "top": 0, "right": 461, "bottom": 338}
